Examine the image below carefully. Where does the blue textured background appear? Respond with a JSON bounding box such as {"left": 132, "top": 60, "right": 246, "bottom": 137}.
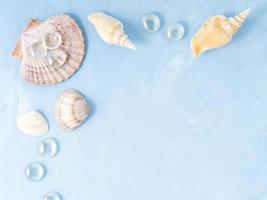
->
{"left": 1, "top": 0, "right": 267, "bottom": 199}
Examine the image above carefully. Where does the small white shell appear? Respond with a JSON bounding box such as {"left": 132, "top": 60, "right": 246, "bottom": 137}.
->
{"left": 55, "top": 89, "right": 89, "bottom": 131}
{"left": 88, "top": 12, "right": 135, "bottom": 49}
{"left": 16, "top": 110, "right": 49, "bottom": 137}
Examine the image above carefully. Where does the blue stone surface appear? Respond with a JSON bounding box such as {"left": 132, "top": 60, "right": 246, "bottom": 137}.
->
{"left": 0, "top": 0, "right": 267, "bottom": 199}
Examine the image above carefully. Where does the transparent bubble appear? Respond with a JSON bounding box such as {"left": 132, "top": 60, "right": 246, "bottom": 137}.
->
{"left": 43, "top": 192, "right": 62, "bottom": 200}
{"left": 25, "top": 162, "right": 46, "bottom": 181}
{"left": 142, "top": 13, "right": 161, "bottom": 32}
{"left": 166, "top": 22, "right": 185, "bottom": 40}
{"left": 28, "top": 42, "right": 47, "bottom": 58}
{"left": 47, "top": 53, "right": 54, "bottom": 66}
{"left": 38, "top": 137, "right": 59, "bottom": 157}
{"left": 42, "top": 32, "right": 62, "bottom": 50}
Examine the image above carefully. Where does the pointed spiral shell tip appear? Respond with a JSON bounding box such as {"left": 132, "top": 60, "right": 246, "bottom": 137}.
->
{"left": 244, "top": 8, "right": 252, "bottom": 14}
{"left": 128, "top": 43, "right": 136, "bottom": 50}
{"left": 236, "top": 8, "right": 251, "bottom": 19}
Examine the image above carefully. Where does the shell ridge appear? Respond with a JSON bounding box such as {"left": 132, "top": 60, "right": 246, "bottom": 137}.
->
{"left": 55, "top": 89, "right": 89, "bottom": 131}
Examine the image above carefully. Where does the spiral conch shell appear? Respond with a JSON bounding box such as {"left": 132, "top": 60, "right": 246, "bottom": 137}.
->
{"left": 16, "top": 110, "right": 49, "bottom": 137}
{"left": 55, "top": 89, "right": 90, "bottom": 131}
{"left": 88, "top": 12, "right": 135, "bottom": 49}
{"left": 191, "top": 8, "right": 251, "bottom": 57}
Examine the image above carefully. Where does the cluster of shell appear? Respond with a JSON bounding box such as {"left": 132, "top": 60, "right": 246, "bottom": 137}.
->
{"left": 11, "top": 14, "right": 85, "bottom": 85}
{"left": 191, "top": 9, "right": 251, "bottom": 57}
{"left": 15, "top": 9, "right": 252, "bottom": 135}
{"left": 16, "top": 89, "right": 90, "bottom": 136}
{"left": 88, "top": 10, "right": 251, "bottom": 55}
{"left": 88, "top": 12, "right": 135, "bottom": 49}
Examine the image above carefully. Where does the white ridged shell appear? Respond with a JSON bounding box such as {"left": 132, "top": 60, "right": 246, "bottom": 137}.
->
{"left": 88, "top": 12, "right": 135, "bottom": 49}
{"left": 16, "top": 110, "right": 49, "bottom": 136}
{"left": 55, "top": 89, "right": 89, "bottom": 131}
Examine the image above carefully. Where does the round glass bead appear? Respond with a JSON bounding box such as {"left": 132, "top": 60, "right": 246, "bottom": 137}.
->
{"left": 46, "top": 53, "right": 54, "bottom": 66}
{"left": 38, "top": 137, "right": 59, "bottom": 157}
{"left": 142, "top": 13, "right": 161, "bottom": 32}
{"left": 42, "top": 32, "right": 62, "bottom": 50}
{"left": 166, "top": 22, "right": 185, "bottom": 40}
{"left": 28, "top": 42, "right": 47, "bottom": 58}
{"left": 24, "top": 162, "right": 46, "bottom": 181}
{"left": 43, "top": 192, "right": 62, "bottom": 200}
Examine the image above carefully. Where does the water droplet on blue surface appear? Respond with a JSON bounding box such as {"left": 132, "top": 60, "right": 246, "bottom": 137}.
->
{"left": 25, "top": 162, "right": 46, "bottom": 181}
{"left": 166, "top": 22, "right": 185, "bottom": 40}
{"left": 43, "top": 192, "right": 62, "bottom": 200}
{"left": 142, "top": 13, "right": 161, "bottom": 32}
{"left": 38, "top": 137, "right": 59, "bottom": 157}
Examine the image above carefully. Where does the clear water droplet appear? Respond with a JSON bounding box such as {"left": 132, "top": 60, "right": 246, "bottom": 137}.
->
{"left": 28, "top": 42, "right": 47, "bottom": 58}
{"left": 43, "top": 192, "right": 62, "bottom": 200}
{"left": 38, "top": 137, "right": 59, "bottom": 157}
{"left": 142, "top": 13, "right": 161, "bottom": 32}
{"left": 47, "top": 53, "right": 54, "bottom": 66}
{"left": 25, "top": 162, "right": 46, "bottom": 181}
{"left": 166, "top": 22, "right": 185, "bottom": 40}
{"left": 42, "top": 32, "right": 62, "bottom": 50}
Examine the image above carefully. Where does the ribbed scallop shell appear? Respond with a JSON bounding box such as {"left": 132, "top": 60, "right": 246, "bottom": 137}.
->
{"left": 16, "top": 110, "right": 49, "bottom": 137}
{"left": 11, "top": 19, "right": 42, "bottom": 59}
{"left": 88, "top": 12, "right": 135, "bottom": 49}
{"left": 191, "top": 9, "right": 251, "bottom": 57}
{"left": 11, "top": 14, "right": 85, "bottom": 85}
{"left": 55, "top": 89, "right": 89, "bottom": 131}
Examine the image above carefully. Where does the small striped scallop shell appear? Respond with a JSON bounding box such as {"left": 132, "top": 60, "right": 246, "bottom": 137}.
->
{"left": 11, "top": 14, "right": 85, "bottom": 85}
{"left": 55, "top": 89, "right": 89, "bottom": 131}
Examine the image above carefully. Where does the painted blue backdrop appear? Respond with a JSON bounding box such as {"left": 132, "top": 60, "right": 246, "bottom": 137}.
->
{"left": 0, "top": 0, "right": 267, "bottom": 199}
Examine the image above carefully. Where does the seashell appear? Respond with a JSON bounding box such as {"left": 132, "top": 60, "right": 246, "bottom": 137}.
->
{"left": 88, "top": 12, "right": 135, "bottom": 49}
{"left": 11, "top": 14, "right": 85, "bottom": 85}
{"left": 16, "top": 110, "right": 49, "bottom": 137}
{"left": 11, "top": 19, "right": 42, "bottom": 59}
{"left": 55, "top": 89, "right": 89, "bottom": 131}
{"left": 191, "top": 8, "right": 251, "bottom": 57}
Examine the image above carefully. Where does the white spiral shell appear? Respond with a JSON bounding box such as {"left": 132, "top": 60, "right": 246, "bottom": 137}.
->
{"left": 227, "top": 8, "right": 251, "bottom": 34}
{"left": 55, "top": 89, "right": 90, "bottom": 131}
{"left": 88, "top": 12, "right": 135, "bottom": 49}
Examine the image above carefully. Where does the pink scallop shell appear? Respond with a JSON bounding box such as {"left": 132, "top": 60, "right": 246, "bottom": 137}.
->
{"left": 11, "top": 14, "right": 85, "bottom": 85}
